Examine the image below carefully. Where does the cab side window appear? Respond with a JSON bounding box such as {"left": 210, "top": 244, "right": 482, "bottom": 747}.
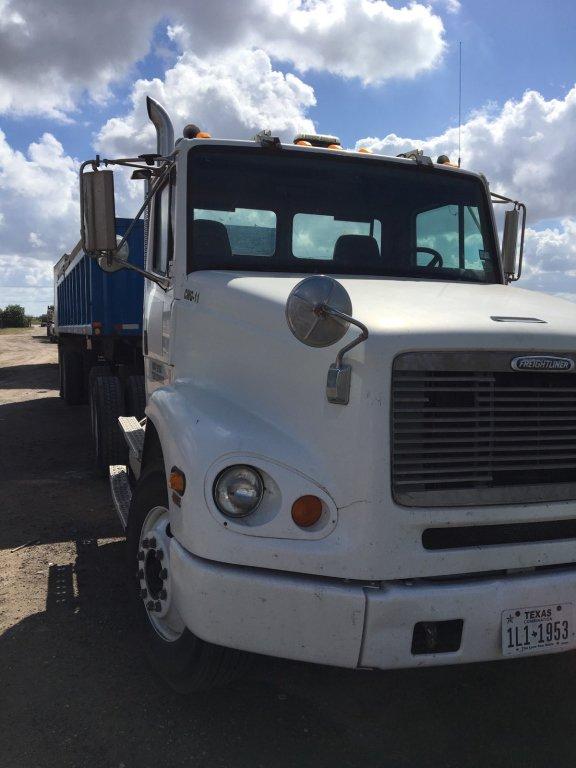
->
{"left": 153, "top": 178, "right": 174, "bottom": 275}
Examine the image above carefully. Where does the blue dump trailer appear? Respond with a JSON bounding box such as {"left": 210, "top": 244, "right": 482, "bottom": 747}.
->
{"left": 54, "top": 218, "right": 145, "bottom": 473}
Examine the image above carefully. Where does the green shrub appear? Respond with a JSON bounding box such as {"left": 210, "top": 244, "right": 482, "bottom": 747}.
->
{"left": 1, "top": 304, "right": 27, "bottom": 328}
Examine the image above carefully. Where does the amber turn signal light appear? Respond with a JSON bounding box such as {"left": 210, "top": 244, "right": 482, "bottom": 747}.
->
{"left": 291, "top": 495, "right": 323, "bottom": 528}
{"left": 169, "top": 467, "right": 186, "bottom": 496}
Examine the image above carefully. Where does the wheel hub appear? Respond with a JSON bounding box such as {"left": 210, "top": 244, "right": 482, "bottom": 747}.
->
{"left": 137, "top": 505, "right": 185, "bottom": 642}
{"left": 144, "top": 548, "right": 164, "bottom": 598}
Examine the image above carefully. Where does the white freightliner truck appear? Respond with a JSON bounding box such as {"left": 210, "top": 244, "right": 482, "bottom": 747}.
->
{"left": 77, "top": 96, "right": 576, "bottom": 691}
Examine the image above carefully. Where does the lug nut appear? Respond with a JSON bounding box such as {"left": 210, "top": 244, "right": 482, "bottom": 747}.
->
{"left": 137, "top": 551, "right": 145, "bottom": 561}
{"left": 140, "top": 588, "right": 148, "bottom": 599}
{"left": 159, "top": 569, "right": 168, "bottom": 580}
{"left": 159, "top": 589, "right": 167, "bottom": 600}
{"left": 154, "top": 601, "right": 161, "bottom": 612}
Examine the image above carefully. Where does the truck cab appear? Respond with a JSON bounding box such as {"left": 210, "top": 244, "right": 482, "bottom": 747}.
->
{"left": 80, "top": 98, "right": 576, "bottom": 691}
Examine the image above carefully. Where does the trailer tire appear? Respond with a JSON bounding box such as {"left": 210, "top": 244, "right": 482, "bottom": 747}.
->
{"left": 126, "top": 470, "right": 252, "bottom": 693}
{"left": 61, "top": 348, "right": 84, "bottom": 406}
{"left": 91, "top": 375, "right": 127, "bottom": 475}
{"left": 126, "top": 375, "right": 146, "bottom": 421}
{"left": 88, "top": 365, "right": 113, "bottom": 436}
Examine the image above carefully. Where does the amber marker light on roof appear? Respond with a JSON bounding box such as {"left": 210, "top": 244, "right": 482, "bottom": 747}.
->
{"left": 295, "top": 140, "right": 312, "bottom": 146}
{"left": 291, "top": 495, "right": 323, "bottom": 528}
{"left": 169, "top": 467, "right": 186, "bottom": 496}
{"left": 196, "top": 131, "right": 212, "bottom": 139}
{"left": 358, "top": 147, "right": 372, "bottom": 154}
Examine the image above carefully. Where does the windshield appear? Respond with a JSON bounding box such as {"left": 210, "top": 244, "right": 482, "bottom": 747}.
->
{"left": 187, "top": 146, "right": 500, "bottom": 284}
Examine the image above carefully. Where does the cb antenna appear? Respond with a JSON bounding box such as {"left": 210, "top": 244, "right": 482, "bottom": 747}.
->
{"left": 458, "top": 41, "right": 462, "bottom": 168}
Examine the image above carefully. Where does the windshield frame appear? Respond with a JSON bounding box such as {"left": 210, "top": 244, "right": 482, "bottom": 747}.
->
{"left": 186, "top": 143, "right": 503, "bottom": 285}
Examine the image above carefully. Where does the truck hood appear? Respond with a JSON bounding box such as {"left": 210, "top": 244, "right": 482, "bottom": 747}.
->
{"left": 172, "top": 271, "right": 576, "bottom": 580}
{"left": 217, "top": 273, "right": 576, "bottom": 350}
{"left": 312, "top": 277, "right": 576, "bottom": 342}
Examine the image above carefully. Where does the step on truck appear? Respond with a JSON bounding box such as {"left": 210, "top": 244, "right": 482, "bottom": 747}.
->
{"left": 73, "top": 96, "right": 576, "bottom": 691}
{"left": 54, "top": 218, "right": 146, "bottom": 473}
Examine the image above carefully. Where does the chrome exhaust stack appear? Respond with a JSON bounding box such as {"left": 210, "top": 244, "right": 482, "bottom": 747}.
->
{"left": 146, "top": 96, "right": 174, "bottom": 156}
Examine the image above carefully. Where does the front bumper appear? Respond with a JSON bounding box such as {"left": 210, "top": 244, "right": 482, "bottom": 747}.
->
{"left": 170, "top": 540, "right": 576, "bottom": 669}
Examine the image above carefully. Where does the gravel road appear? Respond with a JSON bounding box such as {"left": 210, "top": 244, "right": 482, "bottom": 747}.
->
{"left": 0, "top": 328, "right": 574, "bottom": 768}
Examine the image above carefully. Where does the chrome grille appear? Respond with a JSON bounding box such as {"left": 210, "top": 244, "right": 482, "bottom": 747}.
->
{"left": 392, "top": 352, "right": 576, "bottom": 507}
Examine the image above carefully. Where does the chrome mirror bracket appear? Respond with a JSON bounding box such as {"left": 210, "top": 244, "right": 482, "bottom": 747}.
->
{"left": 318, "top": 305, "right": 369, "bottom": 405}
{"left": 326, "top": 362, "right": 352, "bottom": 405}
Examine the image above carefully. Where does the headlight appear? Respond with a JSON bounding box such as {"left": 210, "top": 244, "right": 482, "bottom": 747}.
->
{"left": 213, "top": 465, "right": 264, "bottom": 518}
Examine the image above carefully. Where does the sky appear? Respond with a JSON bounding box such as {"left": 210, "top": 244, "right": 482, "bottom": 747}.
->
{"left": 1, "top": 0, "right": 576, "bottom": 314}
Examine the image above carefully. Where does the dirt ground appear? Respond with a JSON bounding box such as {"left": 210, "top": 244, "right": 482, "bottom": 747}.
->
{"left": 2, "top": 328, "right": 576, "bottom": 768}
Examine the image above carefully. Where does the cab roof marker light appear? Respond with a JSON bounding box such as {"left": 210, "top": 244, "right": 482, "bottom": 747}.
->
{"left": 436, "top": 154, "right": 459, "bottom": 167}
{"left": 183, "top": 124, "right": 211, "bottom": 139}
{"left": 294, "top": 133, "right": 341, "bottom": 149}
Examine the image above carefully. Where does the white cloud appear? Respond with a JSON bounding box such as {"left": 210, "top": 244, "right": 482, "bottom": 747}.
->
{"left": 0, "top": 0, "right": 446, "bottom": 119}
{"left": 430, "top": 0, "right": 461, "bottom": 13}
{"left": 0, "top": 130, "right": 79, "bottom": 313}
{"left": 520, "top": 219, "right": 576, "bottom": 297}
{"left": 0, "top": 0, "right": 161, "bottom": 119}
{"left": 358, "top": 87, "right": 576, "bottom": 300}
{"left": 358, "top": 86, "right": 576, "bottom": 223}
{"left": 29, "top": 232, "right": 46, "bottom": 249}
{"left": 97, "top": 48, "right": 317, "bottom": 158}
{"left": 242, "top": 0, "right": 446, "bottom": 84}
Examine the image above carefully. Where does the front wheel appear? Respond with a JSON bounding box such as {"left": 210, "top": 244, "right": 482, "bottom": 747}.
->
{"left": 126, "top": 471, "right": 251, "bottom": 693}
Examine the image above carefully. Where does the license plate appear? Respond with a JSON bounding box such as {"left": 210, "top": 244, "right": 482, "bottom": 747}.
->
{"left": 502, "top": 602, "right": 574, "bottom": 656}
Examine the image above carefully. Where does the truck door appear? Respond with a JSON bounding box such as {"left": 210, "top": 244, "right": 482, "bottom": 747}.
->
{"left": 143, "top": 174, "right": 174, "bottom": 386}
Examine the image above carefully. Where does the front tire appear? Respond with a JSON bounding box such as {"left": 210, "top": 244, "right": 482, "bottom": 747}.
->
{"left": 126, "top": 470, "right": 250, "bottom": 693}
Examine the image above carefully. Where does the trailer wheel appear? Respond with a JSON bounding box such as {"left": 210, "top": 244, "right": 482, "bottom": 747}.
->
{"left": 61, "top": 349, "right": 84, "bottom": 406}
{"left": 91, "top": 375, "right": 127, "bottom": 475}
{"left": 126, "top": 470, "right": 251, "bottom": 693}
{"left": 126, "top": 375, "right": 146, "bottom": 421}
{"left": 88, "top": 365, "right": 113, "bottom": 436}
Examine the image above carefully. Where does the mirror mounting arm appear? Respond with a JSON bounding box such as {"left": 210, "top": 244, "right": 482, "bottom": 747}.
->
{"left": 318, "top": 304, "right": 369, "bottom": 405}
{"left": 80, "top": 156, "right": 175, "bottom": 291}
{"left": 112, "top": 159, "right": 174, "bottom": 256}
{"left": 97, "top": 252, "right": 170, "bottom": 290}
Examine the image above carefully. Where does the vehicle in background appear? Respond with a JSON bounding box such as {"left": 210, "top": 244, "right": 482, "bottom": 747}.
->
{"left": 70, "top": 96, "right": 576, "bottom": 693}
{"left": 54, "top": 219, "right": 145, "bottom": 473}
{"left": 45, "top": 305, "right": 56, "bottom": 341}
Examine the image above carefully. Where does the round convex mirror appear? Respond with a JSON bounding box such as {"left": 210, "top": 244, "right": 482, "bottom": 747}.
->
{"left": 97, "top": 235, "right": 130, "bottom": 273}
{"left": 286, "top": 275, "right": 352, "bottom": 347}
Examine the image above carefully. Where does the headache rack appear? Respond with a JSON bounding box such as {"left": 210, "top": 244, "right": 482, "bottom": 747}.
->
{"left": 392, "top": 351, "right": 576, "bottom": 507}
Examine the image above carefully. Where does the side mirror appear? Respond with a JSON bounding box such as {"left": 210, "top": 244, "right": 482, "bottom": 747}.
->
{"left": 285, "top": 276, "right": 369, "bottom": 406}
{"left": 285, "top": 275, "right": 352, "bottom": 348}
{"left": 82, "top": 170, "right": 117, "bottom": 252}
{"left": 502, "top": 209, "right": 519, "bottom": 280}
